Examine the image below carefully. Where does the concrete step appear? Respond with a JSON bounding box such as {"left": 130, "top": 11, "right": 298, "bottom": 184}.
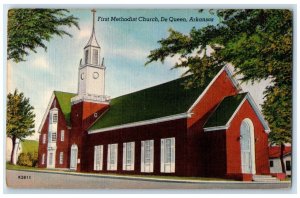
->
{"left": 253, "top": 175, "right": 280, "bottom": 182}
{"left": 253, "top": 175, "right": 274, "bottom": 179}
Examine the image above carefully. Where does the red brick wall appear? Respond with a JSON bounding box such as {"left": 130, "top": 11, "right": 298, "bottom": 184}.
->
{"left": 187, "top": 70, "right": 238, "bottom": 128}
{"left": 185, "top": 70, "right": 238, "bottom": 177}
{"left": 54, "top": 101, "right": 71, "bottom": 169}
{"left": 82, "top": 118, "right": 188, "bottom": 176}
{"left": 70, "top": 101, "right": 109, "bottom": 171}
{"left": 38, "top": 96, "right": 70, "bottom": 169}
{"left": 201, "top": 130, "right": 227, "bottom": 177}
{"left": 226, "top": 100, "right": 270, "bottom": 176}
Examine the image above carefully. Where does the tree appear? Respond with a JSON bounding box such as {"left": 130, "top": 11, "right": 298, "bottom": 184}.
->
{"left": 146, "top": 10, "right": 292, "bottom": 173}
{"left": 7, "top": 89, "right": 35, "bottom": 164}
{"left": 8, "top": 9, "right": 79, "bottom": 62}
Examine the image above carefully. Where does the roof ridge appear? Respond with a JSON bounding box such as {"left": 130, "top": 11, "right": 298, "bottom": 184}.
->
{"left": 110, "top": 75, "right": 192, "bottom": 101}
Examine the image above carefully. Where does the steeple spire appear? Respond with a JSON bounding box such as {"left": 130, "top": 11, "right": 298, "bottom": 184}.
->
{"left": 85, "top": 9, "right": 100, "bottom": 48}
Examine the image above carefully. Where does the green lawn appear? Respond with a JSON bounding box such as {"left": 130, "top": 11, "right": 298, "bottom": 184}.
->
{"left": 21, "top": 139, "right": 38, "bottom": 154}
{"left": 6, "top": 162, "right": 41, "bottom": 171}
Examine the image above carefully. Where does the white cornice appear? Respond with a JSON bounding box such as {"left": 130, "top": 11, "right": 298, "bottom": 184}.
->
{"left": 38, "top": 93, "right": 55, "bottom": 133}
{"left": 203, "top": 125, "right": 229, "bottom": 132}
{"left": 245, "top": 93, "right": 271, "bottom": 133}
{"left": 88, "top": 113, "right": 191, "bottom": 134}
{"left": 224, "top": 65, "right": 243, "bottom": 91}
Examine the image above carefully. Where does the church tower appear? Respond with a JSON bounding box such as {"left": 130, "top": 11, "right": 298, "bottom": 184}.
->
{"left": 69, "top": 10, "right": 110, "bottom": 172}
{"left": 73, "top": 9, "right": 109, "bottom": 104}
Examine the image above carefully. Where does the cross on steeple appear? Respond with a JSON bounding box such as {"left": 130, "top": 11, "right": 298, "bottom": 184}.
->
{"left": 84, "top": 9, "right": 100, "bottom": 49}
{"left": 91, "top": 9, "right": 96, "bottom": 32}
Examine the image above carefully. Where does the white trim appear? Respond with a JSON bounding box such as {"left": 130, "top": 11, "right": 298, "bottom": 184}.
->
{"left": 38, "top": 93, "right": 55, "bottom": 133}
{"left": 203, "top": 126, "right": 229, "bottom": 132}
{"left": 71, "top": 97, "right": 110, "bottom": 105}
{"left": 187, "top": 65, "right": 242, "bottom": 113}
{"left": 203, "top": 93, "right": 270, "bottom": 133}
{"left": 245, "top": 94, "right": 271, "bottom": 133}
{"left": 225, "top": 94, "right": 270, "bottom": 133}
{"left": 223, "top": 97, "right": 247, "bottom": 128}
{"left": 88, "top": 113, "right": 190, "bottom": 134}
{"left": 224, "top": 66, "right": 243, "bottom": 92}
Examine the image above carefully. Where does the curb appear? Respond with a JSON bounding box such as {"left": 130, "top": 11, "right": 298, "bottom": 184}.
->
{"left": 7, "top": 169, "right": 291, "bottom": 185}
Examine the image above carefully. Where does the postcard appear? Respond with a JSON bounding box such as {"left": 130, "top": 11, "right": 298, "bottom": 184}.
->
{"left": 5, "top": 8, "right": 292, "bottom": 189}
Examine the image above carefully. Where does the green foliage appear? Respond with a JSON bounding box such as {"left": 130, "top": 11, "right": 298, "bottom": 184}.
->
{"left": 17, "top": 153, "right": 32, "bottom": 167}
{"left": 7, "top": 89, "right": 35, "bottom": 141}
{"left": 146, "top": 9, "right": 292, "bottom": 145}
{"left": 17, "top": 152, "right": 38, "bottom": 167}
{"left": 8, "top": 9, "right": 79, "bottom": 62}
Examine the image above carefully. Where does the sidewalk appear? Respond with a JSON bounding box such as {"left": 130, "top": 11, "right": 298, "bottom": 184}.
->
{"left": 6, "top": 167, "right": 291, "bottom": 184}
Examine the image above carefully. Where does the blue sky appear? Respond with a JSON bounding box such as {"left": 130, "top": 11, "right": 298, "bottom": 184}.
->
{"left": 7, "top": 9, "right": 269, "bottom": 140}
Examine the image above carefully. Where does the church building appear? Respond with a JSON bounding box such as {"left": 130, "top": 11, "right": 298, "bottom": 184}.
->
{"left": 38, "top": 10, "right": 271, "bottom": 181}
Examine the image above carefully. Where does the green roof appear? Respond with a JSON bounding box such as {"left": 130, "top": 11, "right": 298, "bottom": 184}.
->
{"left": 54, "top": 91, "right": 76, "bottom": 126}
{"left": 204, "top": 93, "right": 248, "bottom": 128}
{"left": 90, "top": 69, "right": 222, "bottom": 131}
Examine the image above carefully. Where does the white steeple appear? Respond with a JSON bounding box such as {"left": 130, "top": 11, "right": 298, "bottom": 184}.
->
{"left": 83, "top": 9, "right": 101, "bottom": 66}
{"left": 85, "top": 9, "right": 100, "bottom": 49}
{"left": 72, "top": 9, "right": 109, "bottom": 105}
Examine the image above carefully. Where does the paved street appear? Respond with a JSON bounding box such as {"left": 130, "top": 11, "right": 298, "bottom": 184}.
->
{"left": 6, "top": 170, "right": 291, "bottom": 190}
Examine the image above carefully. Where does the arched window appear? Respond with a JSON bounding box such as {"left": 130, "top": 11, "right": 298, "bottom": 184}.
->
{"left": 240, "top": 118, "right": 256, "bottom": 174}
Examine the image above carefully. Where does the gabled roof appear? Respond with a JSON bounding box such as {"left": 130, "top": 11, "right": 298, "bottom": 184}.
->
{"left": 89, "top": 67, "right": 224, "bottom": 131}
{"left": 38, "top": 91, "right": 76, "bottom": 133}
{"left": 269, "top": 146, "right": 292, "bottom": 159}
{"left": 54, "top": 91, "right": 76, "bottom": 126}
{"left": 204, "top": 93, "right": 248, "bottom": 129}
{"left": 203, "top": 93, "right": 270, "bottom": 132}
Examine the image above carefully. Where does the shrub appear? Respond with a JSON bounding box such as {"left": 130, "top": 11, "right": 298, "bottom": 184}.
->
{"left": 17, "top": 152, "right": 38, "bottom": 167}
{"left": 17, "top": 153, "right": 32, "bottom": 167}
{"left": 32, "top": 152, "right": 38, "bottom": 167}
